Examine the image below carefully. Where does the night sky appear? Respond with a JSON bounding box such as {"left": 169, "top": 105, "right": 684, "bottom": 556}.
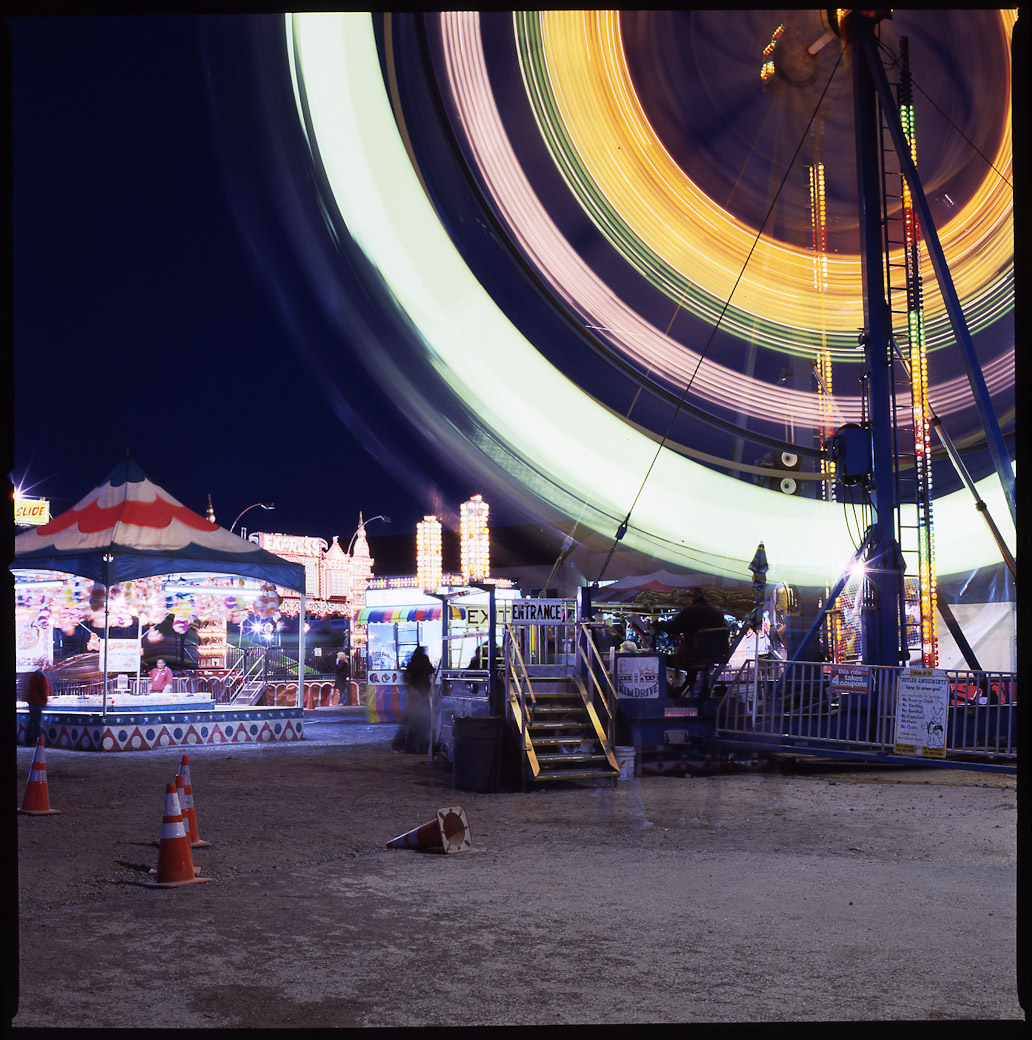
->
{"left": 7, "top": 11, "right": 1020, "bottom": 582}
{"left": 7, "top": 13, "right": 474, "bottom": 550}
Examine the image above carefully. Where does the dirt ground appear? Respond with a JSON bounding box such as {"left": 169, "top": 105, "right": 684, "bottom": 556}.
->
{"left": 9, "top": 707, "right": 1027, "bottom": 1027}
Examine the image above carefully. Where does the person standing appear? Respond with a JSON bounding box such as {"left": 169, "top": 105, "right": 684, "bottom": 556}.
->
{"left": 25, "top": 669, "right": 50, "bottom": 746}
{"left": 334, "top": 652, "right": 352, "bottom": 705}
{"left": 655, "top": 590, "right": 729, "bottom": 696}
{"left": 149, "top": 658, "right": 174, "bottom": 693}
{"left": 400, "top": 645, "right": 435, "bottom": 754}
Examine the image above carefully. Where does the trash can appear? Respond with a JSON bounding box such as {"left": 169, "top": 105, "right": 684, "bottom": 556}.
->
{"left": 452, "top": 715, "right": 503, "bottom": 793}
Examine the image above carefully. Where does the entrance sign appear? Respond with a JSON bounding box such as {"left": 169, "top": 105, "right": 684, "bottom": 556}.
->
{"left": 509, "top": 599, "right": 570, "bottom": 623}
{"left": 615, "top": 654, "right": 662, "bottom": 699}
{"left": 893, "top": 667, "right": 949, "bottom": 757}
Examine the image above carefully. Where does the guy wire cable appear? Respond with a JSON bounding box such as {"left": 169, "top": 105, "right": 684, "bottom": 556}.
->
{"left": 593, "top": 42, "right": 846, "bottom": 585}
{"left": 554, "top": 103, "right": 782, "bottom": 593}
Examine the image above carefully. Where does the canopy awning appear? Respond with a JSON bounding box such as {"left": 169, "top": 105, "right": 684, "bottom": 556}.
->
{"left": 356, "top": 605, "right": 465, "bottom": 625}
{"left": 12, "top": 455, "right": 306, "bottom": 591}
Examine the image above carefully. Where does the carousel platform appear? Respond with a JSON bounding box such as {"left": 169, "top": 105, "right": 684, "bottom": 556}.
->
{"left": 15, "top": 693, "right": 304, "bottom": 751}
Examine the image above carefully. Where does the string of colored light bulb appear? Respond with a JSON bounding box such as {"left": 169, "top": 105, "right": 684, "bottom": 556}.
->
{"left": 898, "top": 40, "right": 938, "bottom": 667}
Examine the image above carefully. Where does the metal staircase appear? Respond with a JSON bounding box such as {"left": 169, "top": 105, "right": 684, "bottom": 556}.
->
{"left": 228, "top": 652, "right": 272, "bottom": 705}
{"left": 504, "top": 625, "right": 620, "bottom": 785}
{"left": 231, "top": 679, "right": 271, "bottom": 706}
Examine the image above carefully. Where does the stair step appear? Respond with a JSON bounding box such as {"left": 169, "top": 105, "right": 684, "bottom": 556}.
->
{"left": 529, "top": 722, "right": 592, "bottom": 734}
{"left": 532, "top": 768, "right": 620, "bottom": 782}
{"left": 536, "top": 751, "right": 610, "bottom": 765}
{"left": 534, "top": 736, "right": 596, "bottom": 747}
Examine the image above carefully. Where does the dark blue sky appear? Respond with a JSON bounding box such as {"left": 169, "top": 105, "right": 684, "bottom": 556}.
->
{"left": 7, "top": 11, "right": 1022, "bottom": 565}
{"left": 7, "top": 13, "right": 475, "bottom": 548}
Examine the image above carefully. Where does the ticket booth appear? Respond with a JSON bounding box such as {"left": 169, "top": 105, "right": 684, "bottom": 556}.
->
{"left": 355, "top": 602, "right": 466, "bottom": 723}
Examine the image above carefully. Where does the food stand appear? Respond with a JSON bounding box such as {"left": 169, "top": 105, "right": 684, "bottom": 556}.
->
{"left": 356, "top": 595, "right": 467, "bottom": 722}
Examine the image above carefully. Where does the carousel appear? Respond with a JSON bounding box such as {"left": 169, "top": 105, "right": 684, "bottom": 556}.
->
{"left": 12, "top": 456, "right": 311, "bottom": 752}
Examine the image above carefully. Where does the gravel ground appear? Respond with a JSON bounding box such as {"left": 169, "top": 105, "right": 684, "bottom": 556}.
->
{"left": 10, "top": 707, "right": 1027, "bottom": 1027}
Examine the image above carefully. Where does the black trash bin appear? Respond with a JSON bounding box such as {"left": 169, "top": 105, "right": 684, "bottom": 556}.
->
{"left": 452, "top": 715, "right": 503, "bottom": 793}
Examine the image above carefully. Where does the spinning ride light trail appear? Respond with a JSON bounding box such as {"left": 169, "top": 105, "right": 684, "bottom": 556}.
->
{"left": 517, "top": 11, "right": 1014, "bottom": 354}
{"left": 440, "top": 11, "right": 1014, "bottom": 432}
{"left": 282, "top": 12, "right": 1015, "bottom": 586}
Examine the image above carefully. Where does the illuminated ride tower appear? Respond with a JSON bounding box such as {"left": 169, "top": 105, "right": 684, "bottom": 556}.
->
{"left": 885, "top": 36, "right": 938, "bottom": 666}
{"left": 829, "top": 9, "right": 1014, "bottom": 669}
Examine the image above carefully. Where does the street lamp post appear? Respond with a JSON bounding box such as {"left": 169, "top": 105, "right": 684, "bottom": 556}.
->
{"left": 345, "top": 513, "right": 390, "bottom": 686}
{"left": 229, "top": 501, "right": 275, "bottom": 536}
{"left": 346, "top": 513, "right": 390, "bottom": 555}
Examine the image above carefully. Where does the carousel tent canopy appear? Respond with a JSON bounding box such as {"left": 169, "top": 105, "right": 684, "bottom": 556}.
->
{"left": 356, "top": 605, "right": 466, "bottom": 624}
{"left": 592, "top": 569, "right": 708, "bottom": 604}
{"left": 11, "top": 455, "right": 306, "bottom": 591}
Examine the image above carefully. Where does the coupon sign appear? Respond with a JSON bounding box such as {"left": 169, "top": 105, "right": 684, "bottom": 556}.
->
{"left": 827, "top": 664, "right": 869, "bottom": 697}
{"left": 893, "top": 667, "right": 949, "bottom": 758}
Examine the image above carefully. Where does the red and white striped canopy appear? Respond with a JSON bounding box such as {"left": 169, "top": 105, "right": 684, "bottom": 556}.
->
{"left": 12, "top": 456, "right": 305, "bottom": 590}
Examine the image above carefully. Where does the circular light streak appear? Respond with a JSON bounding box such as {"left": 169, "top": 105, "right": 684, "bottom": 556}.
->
{"left": 435, "top": 11, "right": 1014, "bottom": 428}
{"left": 283, "top": 12, "right": 1014, "bottom": 585}
{"left": 519, "top": 11, "right": 1014, "bottom": 352}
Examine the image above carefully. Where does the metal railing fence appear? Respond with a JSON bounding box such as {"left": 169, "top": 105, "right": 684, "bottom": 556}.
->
{"left": 714, "top": 658, "right": 1016, "bottom": 764}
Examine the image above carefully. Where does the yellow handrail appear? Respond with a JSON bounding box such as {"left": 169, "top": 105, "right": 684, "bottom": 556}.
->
{"left": 503, "top": 623, "right": 541, "bottom": 777}
{"left": 574, "top": 623, "right": 619, "bottom": 727}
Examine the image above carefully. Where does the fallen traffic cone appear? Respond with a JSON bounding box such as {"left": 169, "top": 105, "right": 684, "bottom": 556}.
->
{"left": 143, "top": 782, "right": 212, "bottom": 888}
{"left": 177, "top": 755, "right": 211, "bottom": 848}
{"left": 386, "top": 805, "right": 472, "bottom": 854}
{"left": 18, "top": 737, "right": 61, "bottom": 816}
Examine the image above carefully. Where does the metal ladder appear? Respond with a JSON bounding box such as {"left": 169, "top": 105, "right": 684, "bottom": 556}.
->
{"left": 878, "top": 34, "right": 938, "bottom": 665}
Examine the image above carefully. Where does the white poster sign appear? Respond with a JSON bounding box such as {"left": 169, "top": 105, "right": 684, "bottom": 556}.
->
{"left": 102, "top": 638, "right": 141, "bottom": 673}
{"left": 893, "top": 667, "right": 949, "bottom": 758}
{"left": 16, "top": 622, "right": 53, "bottom": 671}
{"left": 615, "top": 654, "right": 662, "bottom": 699}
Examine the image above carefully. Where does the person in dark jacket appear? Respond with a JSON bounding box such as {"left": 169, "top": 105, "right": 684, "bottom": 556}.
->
{"left": 398, "top": 646, "right": 435, "bottom": 754}
{"left": 334, "top": 653, "right": 352, "bottom": 705}
{"left": 655, "top": 591, "right": 729, "bottom": 696}
{"left": 25, "top": 669, "right": 50, "bottom": 746}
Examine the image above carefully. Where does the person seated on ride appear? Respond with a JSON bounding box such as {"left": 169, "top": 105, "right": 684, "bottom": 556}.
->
{"left": 654, "top": 590, "right": 729, "bottom": 697}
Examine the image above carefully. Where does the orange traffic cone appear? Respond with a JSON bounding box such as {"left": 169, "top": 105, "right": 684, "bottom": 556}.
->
{"left": 176, "top": 757, "right": 211, "bottom": 848}
{"left": 150, "top": 775, "right": 201, "bottom": 876}
{"left": 386, "top": 805, "right": 472, "bottom": 854}
{"left": 18, "top": 737, "right": 61, "bottom": 816}
{"left": 143, "top": 782, "right": 212, "bottom": 888}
